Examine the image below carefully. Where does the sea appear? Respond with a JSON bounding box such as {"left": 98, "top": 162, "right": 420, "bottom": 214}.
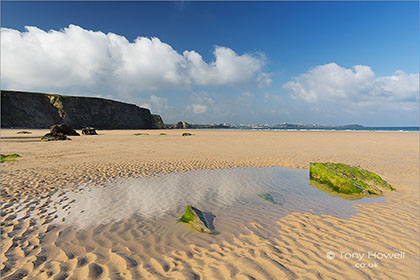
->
{"left": 205, "top": 126, "right": 419, "bottom": 132}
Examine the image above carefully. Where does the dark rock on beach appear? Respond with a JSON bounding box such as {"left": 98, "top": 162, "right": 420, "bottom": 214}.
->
{"left": 51, "top": 123, "right": 80, "bottom": 136}
{"left": 17, "top": 131, "right": 32, "bottom": 134}
{"left": 41, "top": 123, "right": 78, "bottom": 141}
{"left": 41, "top": 133, "right": 71, "bottom": 142}
{"left": 81, "top": 127, "right": 97, "bottom": 135}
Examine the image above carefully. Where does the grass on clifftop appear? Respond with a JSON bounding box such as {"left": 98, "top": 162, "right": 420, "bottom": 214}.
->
{"left": 1, "top": 154, "right": 21, "bottom": 162}
{"left": 309, "top": 162, "right": 394, "bottom": 196}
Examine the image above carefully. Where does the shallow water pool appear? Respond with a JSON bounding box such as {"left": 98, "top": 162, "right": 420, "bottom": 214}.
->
{"left": 12, "top": 167, "right": 388, "bottom": 278}
{"left": 50, "top": 167, "right": 384, "bottom": 238}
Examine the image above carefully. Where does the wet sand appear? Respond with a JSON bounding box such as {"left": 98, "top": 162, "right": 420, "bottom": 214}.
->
{"left": 1, "top": 129, "right": 419, "bottom": 279}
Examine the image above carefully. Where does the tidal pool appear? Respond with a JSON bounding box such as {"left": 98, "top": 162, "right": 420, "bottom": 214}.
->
{"left": 51, "top": 167, "right": 384, "bottom": 231}
{"left": 30, "top": 167, "right": 387, "bottom": 276}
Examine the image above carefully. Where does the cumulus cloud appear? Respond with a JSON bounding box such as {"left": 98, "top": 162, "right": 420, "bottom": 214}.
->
{"left": 183, "top": 48, "right": 265, "bottom": 86}
{"left": 1, "top": 24, "right": 269, "bottom": 94}
{"left": 283, "top": 63, "right": 419, "bottom": 110}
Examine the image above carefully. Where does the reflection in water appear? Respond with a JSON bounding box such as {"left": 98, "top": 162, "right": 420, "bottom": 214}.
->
{"left": 309, "top": 179, "right": 382, "bottom": 201}
{"left": 51, "top": 167, "right": 385, "bottom": 230}
{"left": 41, "top": 167, "right": 387, "bottom": 277}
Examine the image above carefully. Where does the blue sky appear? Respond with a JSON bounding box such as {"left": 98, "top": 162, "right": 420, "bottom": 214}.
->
{"left": 2, "top": 1, "right": 419, "bottom": 126}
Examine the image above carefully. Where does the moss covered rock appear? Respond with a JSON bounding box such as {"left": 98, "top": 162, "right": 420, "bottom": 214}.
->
{"left": 182, "top": 132, "right": 193, "bottom": 136}
{"left": 178, "top": 205, "right": 215, "bottom": 234}
{"left": 132, "top": 133, "right": 148, "bottom": 136}
{"left": 1, "top": 154, "right": 21, "bottom": 162}
{"left": 309, "top": 162, "right": 394, "bottom": 196}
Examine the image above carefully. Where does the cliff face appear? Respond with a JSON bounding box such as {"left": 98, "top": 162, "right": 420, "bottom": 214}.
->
{"left": 151, "top": 114, "right": 165, "bottom": 129}
{"left": 1, "top": 90, "right": 164, "bottom": 129}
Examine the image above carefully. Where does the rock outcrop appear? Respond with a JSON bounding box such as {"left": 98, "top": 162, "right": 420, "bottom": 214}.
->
{"left": 41, "top": 133, "right": 71, "bottom": 142}
{"left": 309, "top": 162, "right": 395, "bottom": 196}
{"left": 50, "top": 123, "right": 80, "bottom": 136}
{"left": 151, "top": 114, "right": 165, "bottom": 129}
{"left": 166, "top": 121, "right": 191, "bottom": 129}
{"left": 82, "top": 127, "right": 97, "bottom": 135}
{"left": 41, "top": 123, "right": 78, "bottom": 141}
{"left": 1, "top": 90, "right": 165, "bottom": 129}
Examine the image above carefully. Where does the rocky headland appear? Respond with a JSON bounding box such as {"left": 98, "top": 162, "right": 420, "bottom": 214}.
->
{"left": 1, "top": 90, "right": 164, "bottom": 129}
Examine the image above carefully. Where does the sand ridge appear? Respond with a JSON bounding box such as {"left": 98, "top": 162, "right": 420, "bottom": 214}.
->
{"left": 1, "top": 129, "right": 419, "bottom": 279}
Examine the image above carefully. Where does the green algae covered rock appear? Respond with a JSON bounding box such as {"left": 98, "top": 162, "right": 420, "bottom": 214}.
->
{"left": 309, "top": 162, "right": 395, "bottom": 196}
{"left": 178, "top": 205, "right": 215, "bottom": 234}
{"left": 182, "top": 132, "right": 193, "bottom": 136}
{"left": 1, "top": 154, "right": 21, "bottom": 162}
{"left": 132, "top": 133, "right": 149, "bottom": 136}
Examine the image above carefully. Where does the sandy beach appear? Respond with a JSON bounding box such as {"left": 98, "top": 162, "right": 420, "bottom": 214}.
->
{"left": 1, "top": 129, "right": 419, "bottom": 279}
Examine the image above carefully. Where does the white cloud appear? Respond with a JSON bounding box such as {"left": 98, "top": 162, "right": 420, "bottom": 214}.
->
{"left": 263, "top": 92, "right": 282, "bottom": 102}
{"left": 190, "top": 91, "right": 215, "bottom": 105}
{"left": 150, "top": 95, "right": 168, "bottom": 107}
{"left": 190, "top": 104, "right": 208, "bottom": 114}
{"left": 187, "top": 92, "right": 214, "bottom": 114}
{"left": 283, "top": 63, "right": 419, "bottom": 110}
{"left": 183, "top": 47, "right": 265, "bottom": 86}
{"left": 1, "top": 25, "right": 269, "bottom": 94}
{"left": 140, "top": 94, "right": 168, "bottom": 112}
{"left": 257, "top": 73, "right": 272, "bottom": 88}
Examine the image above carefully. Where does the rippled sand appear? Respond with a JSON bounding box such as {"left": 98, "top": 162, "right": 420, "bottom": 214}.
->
{"left": 1, "top": 129, "right": 419, "bottom": 279}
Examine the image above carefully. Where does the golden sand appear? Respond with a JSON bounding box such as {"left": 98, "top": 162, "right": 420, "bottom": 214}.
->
{"left": 1, "top": 129, "right": 419, "bottom": 279}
